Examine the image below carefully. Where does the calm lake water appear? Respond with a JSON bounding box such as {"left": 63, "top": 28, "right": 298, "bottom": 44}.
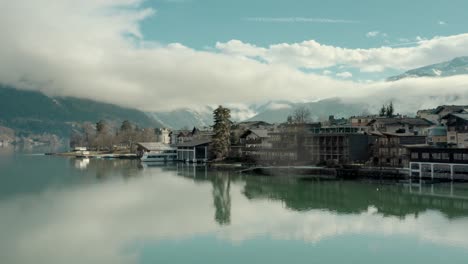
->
{"left": 2, "top": 146, "right": 468, "bottom": 264}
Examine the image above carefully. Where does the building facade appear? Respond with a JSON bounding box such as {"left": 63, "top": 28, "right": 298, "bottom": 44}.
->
{"left": 408, "top": 147, "right": 468, "bottom": 181}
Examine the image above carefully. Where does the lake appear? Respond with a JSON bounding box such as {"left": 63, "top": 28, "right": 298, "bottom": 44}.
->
{"left": 1, "top": 146, "right": 468, "bottom": 264}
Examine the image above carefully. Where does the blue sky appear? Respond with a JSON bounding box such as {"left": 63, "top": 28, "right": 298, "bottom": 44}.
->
{"left": 140, "top": 0, "right": 468, "bottom": 49}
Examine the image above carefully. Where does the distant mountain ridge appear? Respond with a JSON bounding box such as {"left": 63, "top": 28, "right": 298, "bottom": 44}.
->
{"left": 388, "top": 56, "right": 468, "bottom": 81}
{"left": 247, "top": 99, "right": 370, "bottom": 123}
{"left": 0, "top": 85, "right": 162, "bottom": 137}
{"left": 146, "top": 99, "right": 372, "bottom": 128}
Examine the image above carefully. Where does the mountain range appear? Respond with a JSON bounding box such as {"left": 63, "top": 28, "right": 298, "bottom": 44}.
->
{"left": 0, "top": 85, "right": 162, "bottom": 137}
{"left": 146, "top": 99, "right": 372, "bottom": 129}
{"left": 387, "top": 56, "right": 468, "bottom": 81}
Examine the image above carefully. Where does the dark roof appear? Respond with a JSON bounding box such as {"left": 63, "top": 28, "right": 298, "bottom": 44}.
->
{"left": 370, "top": 117, "right": 433, "bottom": 126}
{"left": 237, "top": 121, "right": 272, "bottom": 126}
{"left": 240, "top": 129, "right": 270, "bottom": 138}
{"left": 443, "top": 113, "right": 468, "bottom": 121}
{"left": 176, "top": 139, "right": 212, "bottom": 147}
{"left": 381, "top": 132, "right": 426, "bottom": 137}
{"left": 433, "top": 105, "right": 468, "bottom": 114}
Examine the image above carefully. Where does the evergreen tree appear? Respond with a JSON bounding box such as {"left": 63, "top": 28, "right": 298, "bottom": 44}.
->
{"left": 212, "top": 105, "right": 231, "bottom": 160}
{"left": 386, "top": 101, "right": 394, "bottom": 117}
{"left": 120, "top": 120, "right": 133, "bottom": 132}
{"left": 96, "top": 120, "right": 108, "bottom": 134}
{"left": 379, "top": 105, "right": 386, "bottom": 117}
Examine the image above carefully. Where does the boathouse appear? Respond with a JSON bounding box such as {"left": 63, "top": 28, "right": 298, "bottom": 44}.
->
{"left": 176, "top": 139, "right": 213, "bottom": 163}
{"left": 408, "top": 147, "right": 468, "bottom": 181}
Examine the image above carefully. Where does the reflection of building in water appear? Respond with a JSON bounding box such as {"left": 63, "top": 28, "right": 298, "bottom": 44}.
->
{"left": 74, "top": 158, "right": 90, "bottom": 170}
{"left": 72, "top": 158, "right": 141, "bottom": 179}
{"left": 176, "top": 163, "right": 208, "bottom": 179}
{"left": 243, "top": 178, "right": 468, "bottom": 219}
{"left": 212, "top": 173, "right": 231, "bottom": 225}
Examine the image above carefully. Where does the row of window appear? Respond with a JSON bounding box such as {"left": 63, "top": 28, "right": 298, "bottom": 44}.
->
{"left": 411, "top": 152, "right": 468, "bottom": 161}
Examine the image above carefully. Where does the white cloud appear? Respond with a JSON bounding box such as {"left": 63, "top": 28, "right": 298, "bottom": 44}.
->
{"left": 439, "top": 21, "right": 447, "bottom": 25}
{"left": 366, "top": 31, "right": 388, "bottom": 38}
{"left": 322, "top": 70, "right": 332, "bottom": 75}
{"left": 243, "top": 17, "right": 358, "bottom": 23}
{"left": 336, "top": 72, "right": 353, "bottom": 78}
{"left": 0, "top": 0, "right": 467, "bottom": 112}
{"left": 216, "top": 34, "right": 468, "bottom": 73}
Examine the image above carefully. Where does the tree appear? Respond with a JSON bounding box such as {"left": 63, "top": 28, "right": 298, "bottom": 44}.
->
{"left": 96, "top": 120, "right": 108, "bottom": 134}
{"left": 212, "top": 105, "right": 231, "bottom": 160}
{"left": 287, "top": 115, "right": 293, "bottom": 124}
{"left": 386, "top": 101, "right": 394, "bottom": 117}
{"left": 378, "top": 102, "right": 395, "bottom": 117}
{"left": 379, "top": 105, "right": 387, "bottom": 117}
{"left": 82, "top": 122, "right": 95, "bottom": 148}
{"left": 291, "top": 105, "right": 311, "bottom": 124}
{"left": 120, "top": 120, "right": 133, "bottom": 132}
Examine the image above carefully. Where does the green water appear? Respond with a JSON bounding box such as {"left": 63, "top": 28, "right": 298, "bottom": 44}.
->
{"left": 2, "top": 146, "right": 468, "bottom": 264}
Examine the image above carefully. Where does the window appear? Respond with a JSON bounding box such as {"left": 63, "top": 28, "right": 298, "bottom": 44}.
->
{"left": 442, "top": 153, "right": 450, "bottom": 160}
{"left": 463, "top": 154, "right": 468, "bottom": 161}
{"left": 431, "top": 153, "right": 441, "bottom": 159}
{"left": 411, "top": 152, "right": 419, "bottom": 159}
{"left": 454, "top": 153, "right": 463, "bottom": 160}
{"left": 422, "top": 153, "right": 430, "bottom": 159}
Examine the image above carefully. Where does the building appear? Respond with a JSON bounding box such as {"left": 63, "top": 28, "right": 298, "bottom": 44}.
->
{"left": 235, "top": 129, "right": 274, "bottom": 161}
{"left": 170, "top": 127, "right": 214, "bottom": 145}
{"left": 408, "top": 147, "right": 468, "bottom": 181}
{"left": 191, "top": 127, "right": 214, "bottom": 140}
{"left": 367, "top": 117, "right": 433, "bottom": 135}
{"left": 239, "top": 129, "right": 272, "bottom": 148}
{"left": 176, "top": 139, "right": 213, "bottom": 163}
{"left": 426, "top": 126, "right": 448, "bottom": 147}
{"left": 169, "top": 130, "right": 190, "bottom": 145}
{"left": 350, "top": 116, "right": 376, "bottom": 127}
{"left": 441, "top": 113, "right": 468, "bottom": 148}
{"left": 371, "top": 132, "right": 427, "bottom": 168}
{"left": 417, "top": 105, "right": 468, "bottom": 124}
{"left": 305, "top": 126, "right": 373, "bottom": 165}
{"left": 323, "top": 115, "right": 349, "bottom": 126}
{"left": 155, "top": 128, "right": 171, "bottom": 144}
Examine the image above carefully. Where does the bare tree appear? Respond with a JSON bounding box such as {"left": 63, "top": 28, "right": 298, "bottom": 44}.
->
{"left": 291, "top": 105, "right": 312, "bottom": 124}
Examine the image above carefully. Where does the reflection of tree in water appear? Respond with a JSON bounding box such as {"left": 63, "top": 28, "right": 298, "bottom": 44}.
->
{"left": 212, "top": 171, "right": 231, "bottom": 225}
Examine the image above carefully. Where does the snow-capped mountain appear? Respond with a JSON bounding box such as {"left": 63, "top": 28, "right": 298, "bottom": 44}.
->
{"left": 387, "top": 56, "right": 468, "bottom": 81}
{"left": 248, "top": 98, "right": 370, "bottom": 123}
{"left": 147, "top": 99, "right": 372, "bottom": 129}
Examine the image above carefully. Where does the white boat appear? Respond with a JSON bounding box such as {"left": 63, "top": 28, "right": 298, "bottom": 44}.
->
{"left": 140, "top": 150, "right": 177, "bottom": 162}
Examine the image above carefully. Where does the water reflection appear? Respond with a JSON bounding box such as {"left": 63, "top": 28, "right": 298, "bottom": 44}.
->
{"left": 1, "top": 156, "right": 468, "bottom": 264}
{"left": 74, "top": 158, "right": 90, "bottom": 170}
{"left": 212, "top": 173, "right": 231, "bottom": 225}
{"left": 243, "top": 178, "right": 468, "bottom": 219}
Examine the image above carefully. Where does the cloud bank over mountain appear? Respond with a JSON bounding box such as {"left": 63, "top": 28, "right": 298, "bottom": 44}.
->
{"left": 1, "top": 0, "right": 468, "bottom": 112}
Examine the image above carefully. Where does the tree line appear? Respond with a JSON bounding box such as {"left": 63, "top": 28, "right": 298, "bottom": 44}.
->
{"left": 70, "top": 120, "right": 159, "bottom": 151}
